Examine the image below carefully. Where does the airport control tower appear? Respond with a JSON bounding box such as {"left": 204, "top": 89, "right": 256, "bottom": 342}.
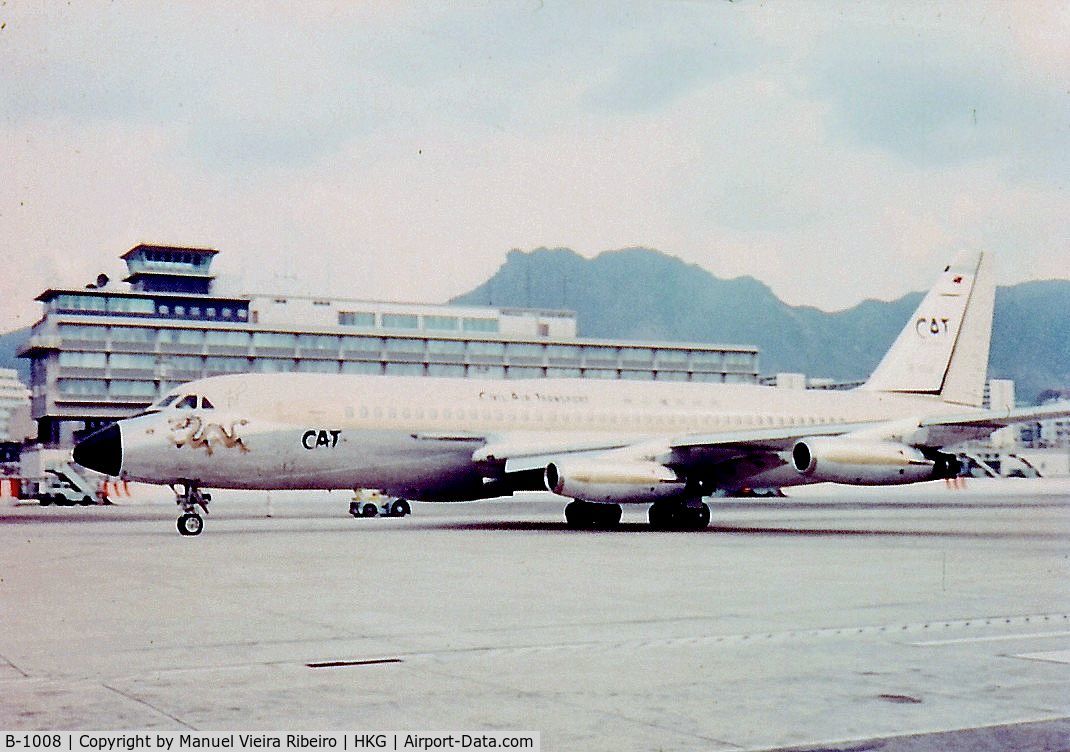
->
{"left": 121, "top": 244, "right": 220, "bottom": 295}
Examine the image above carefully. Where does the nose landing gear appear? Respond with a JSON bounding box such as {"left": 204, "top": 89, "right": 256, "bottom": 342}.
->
{"left": 173, "top": 483, "right": 211, "bottom": 536}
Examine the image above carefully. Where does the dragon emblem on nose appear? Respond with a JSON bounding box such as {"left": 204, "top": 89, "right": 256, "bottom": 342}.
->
{"left": 168, "top": 416, "right": 251, "bottom": 455}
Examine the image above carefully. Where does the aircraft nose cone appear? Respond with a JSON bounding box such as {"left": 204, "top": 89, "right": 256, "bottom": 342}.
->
{"left": 73, "top": 423, "right": 122, "bottom": 476}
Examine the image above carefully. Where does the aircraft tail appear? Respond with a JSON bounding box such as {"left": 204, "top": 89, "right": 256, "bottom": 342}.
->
{"left": 861, "top": 251, "right": 994, "bottom": 407}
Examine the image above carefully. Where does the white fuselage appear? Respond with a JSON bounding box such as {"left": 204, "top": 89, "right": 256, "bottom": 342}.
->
{"left": 115, "top": 373, "right": 974, "bottom": 500}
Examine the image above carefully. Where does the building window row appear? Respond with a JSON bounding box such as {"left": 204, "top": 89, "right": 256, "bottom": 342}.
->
{"left": 52, "top": 294, "right": 246, "bottom": 321}
{"left": 339, "top": 311, "right": 375, "bottom": 327}
{"left": 157, "top": 302, "right": 247, "bottom": 321}
{"left": 52, "top": 326, "right": 755, "bottom": 372}
{"left": 339, "top": 311, "right": 499, "bottom": 334}
{"left": 58, "top": 351, "right": 108, "bottom": 369}
{"left": 142, "top": 249, "right": 207, "bottom": 266}
{"left": 53, "top": 363, "right": 748, "bottom": 399}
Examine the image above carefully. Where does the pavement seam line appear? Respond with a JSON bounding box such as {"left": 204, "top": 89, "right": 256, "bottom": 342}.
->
{"left": 101, "top": 682, "right": 200, "bottom": 730}
{"left": 0, "top": 652, "right": 30, "bottom": 678}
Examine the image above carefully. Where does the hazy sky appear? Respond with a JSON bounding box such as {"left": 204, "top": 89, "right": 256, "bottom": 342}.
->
{"left": 1, "top": 1, "right": 1067, "bottom": 333}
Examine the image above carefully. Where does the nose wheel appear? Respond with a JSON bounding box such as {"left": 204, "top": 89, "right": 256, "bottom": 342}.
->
{"left": 177, "top": 513, "right": 203, "bottom": 536}
{"left": 173, "top": 483, "right": 211, "bottom": 536}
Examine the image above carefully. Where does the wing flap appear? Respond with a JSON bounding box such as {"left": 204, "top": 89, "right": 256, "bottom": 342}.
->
{"left": 669, "top": 422, "right": 873, "bottom": 454}
{"left": 473, "top": 432, "right": 636, "bottom": 466}
{"left": 920, "top": 401, "right": 1070, "bottom": 430}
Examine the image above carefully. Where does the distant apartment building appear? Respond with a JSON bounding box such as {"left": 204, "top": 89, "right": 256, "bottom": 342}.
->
{"left": 0, "top": 368, "right": 32, "bottom": 442}
{"left": 19, "top": 244, "right": 760, "bottom": 447}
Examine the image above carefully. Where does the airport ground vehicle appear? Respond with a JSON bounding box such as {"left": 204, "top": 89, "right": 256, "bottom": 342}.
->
{"left": 347, "top": 489, "right": 411, "bottom": 518}
{"left": 24, "top": 462, "right": 104, "bottom": 506}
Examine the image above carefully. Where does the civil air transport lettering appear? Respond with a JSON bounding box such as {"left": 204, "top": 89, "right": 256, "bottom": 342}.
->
{"left": 302, "top": 429, "right": 341, "bottom": 449}
{"left": 915, "top": 317, "right": 951, "bottom": 337}
{"left": 70, "top": 251, "right": 1070, "bottom": 536}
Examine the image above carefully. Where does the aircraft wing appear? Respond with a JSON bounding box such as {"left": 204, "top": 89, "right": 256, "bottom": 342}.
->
{"left": 483, "top": 424, "right": 861, "bottom": 486}
{"left": 476, "top": 433, "right": 641, "bottom": 472}
{"left": 919, "top": 401, "right": 1070, "bottom": 430}
{"left": 667, "top": 422, "right": 870, "bottom": 457}
{"left": 481, "top": 402, "right": 1070, "bottom": 493}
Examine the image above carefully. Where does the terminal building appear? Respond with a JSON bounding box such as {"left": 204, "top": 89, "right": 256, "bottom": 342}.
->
{"left": 19, "top": 244, "right": 760, "bottom": 447}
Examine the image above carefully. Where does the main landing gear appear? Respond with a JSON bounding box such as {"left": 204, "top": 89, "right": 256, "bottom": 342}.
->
{"left": 564, "top": 500, "right": 623, "bottom": 529}
{"left": 648, "top": 498, "right": 711, "bottom": 531}
{"left": 173, "top": 483, "right": 211, "bottom": 536}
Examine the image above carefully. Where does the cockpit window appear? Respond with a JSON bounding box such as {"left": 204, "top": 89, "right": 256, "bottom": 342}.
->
{"left": 156, "top": 394, "right": 180, "bottom": 408}
{"left": 175, "top": 395, "right": 199, "bottom": 409}
{"left": 201, "top": 397, "right": 215, "bottom": 409}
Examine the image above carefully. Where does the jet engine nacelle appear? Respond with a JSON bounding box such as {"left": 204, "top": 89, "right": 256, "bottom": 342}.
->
{"left": 791, "top": 437, "right": 958, "bottom": 485}
{"left": 544, "top": 460, "right": 687, "bottom": 503}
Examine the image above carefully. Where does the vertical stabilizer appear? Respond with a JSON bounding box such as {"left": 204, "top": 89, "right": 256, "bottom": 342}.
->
{"left": 861, "top": 251, "right": 993, "bottom": 407}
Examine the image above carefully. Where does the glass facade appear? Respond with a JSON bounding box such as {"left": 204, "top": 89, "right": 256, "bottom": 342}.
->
{"left": 546, "top": 367, "right": 582, "bottom": 378}
{"left": 111, "top": 326, "right": 156, "bottom": 343}
{"left": 428, "top": 339, "right": 465, "bottom": 355}
{"left": 428, "top": 363, "right": 465, "bottom": 377}
{"left": 206, "top": 330, "right": 250, "bottom": 347}
{"left": 339, "top": 311, "right": 375, "bottom": 327}
{"left": 620, "top": 347, "right": 653, "bottom": 363}
{"left": 159, "top": 328, "right": 205, "bottom": 345}
{"left": 467, "top": 341, "right": 505, "bottom": 356}
{"left": 109, "top": 380, "right": 157, "bottom": 397}
{"left": 53, "top": 294, "right": 106, "bottom": 313}
{"left": 58, "top": 351, "right": 107, "bottom": 369}
{"left": 506, "top": 342, "right": 543, "bottom": 359}
{"left": 296, "top": 360, "right": 339, "bottom": 373}
{"left": 57, "top": 379, "right": 108, "bottom": 396}
{"left": 463, "top": 317, "right": 499, "bottom": 333}
{"left": 342, "top": 336, "right": 382, "bottom": 355}
{"left": 205, "top": 356, "right": 248, "bottom": 373}
{"left": 106, "top": 297, "right": 155, "bottom": 315}
{"left": 506, "top": 366, "right": 543, "bottom": 379}
{"left": 382, "top": 313, "right": 419, "bottom": 329}
{"left": 109, "top": 353, "right": 155, "bottom": 370}
{"left": 385, "top": 362, "right": 423, "bottom": 376}
{"left": 384, "top": 338, "right": 423, "bottom": 354}
{"left": 424, "top": 315, "right": 459, "bottom": 331}
{"left": 58, "top": 324, "right": 107, "bottom": 341}
{"left": 253, "top": 332, "right": 296, "bottom": 348}
{"left": 342, "top": 361, "right": 382, "bottom": 375}
{"left": 298, "top": 334, "right": 339, "bottom": 352}
{"left": 255, "top": 359, "right": 295, "bottom": 373}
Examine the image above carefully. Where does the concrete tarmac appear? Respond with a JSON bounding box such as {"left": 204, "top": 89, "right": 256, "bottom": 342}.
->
{"left": 1, "top": 491, "right": 1068, "bottom": 751}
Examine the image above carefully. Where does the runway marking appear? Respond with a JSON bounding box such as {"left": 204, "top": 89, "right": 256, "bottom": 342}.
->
{"left": 306, "top": 658, "right": 403, "bottom": 669}
{"left": 306, "top": 613, "right": 1070, "bottom": 667}
{"left": 1013, "top": 649, "right": 1070, "bottom": 665}
{"left": 911, "top": 630, "right": 1070, "bottom": 646}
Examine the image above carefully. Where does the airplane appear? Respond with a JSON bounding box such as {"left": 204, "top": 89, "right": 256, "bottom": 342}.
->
{"left": 73, "top": 251, "right": 1070, "bottom": 535}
